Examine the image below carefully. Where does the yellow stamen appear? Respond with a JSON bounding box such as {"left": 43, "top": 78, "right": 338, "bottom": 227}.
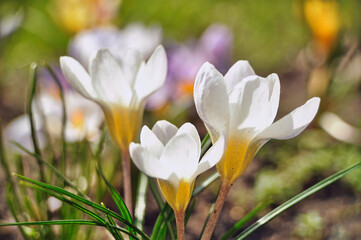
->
{"left": 217, "top": 134, "right": 258, "bottom": 184}
{"left": 103, "top": 105, "right": 143, "bottom": 151}
{"left": 158, "top": 179, "right": 194, "bottom": 212}
{"left": 70, "top": 109, "right": 84, "bottom": 129}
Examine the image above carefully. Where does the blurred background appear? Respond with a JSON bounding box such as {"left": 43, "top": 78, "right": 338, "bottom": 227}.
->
{"left": 1, "top": 0, "right": 361, "bottom": 239}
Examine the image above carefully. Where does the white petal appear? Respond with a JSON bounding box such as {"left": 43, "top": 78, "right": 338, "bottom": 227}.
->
{"left": 60, "top": 56, "right": 96, "bottom": 99}
{"left": 224, "top": 60, "right": 255, "bottom": 92}
{"left": 257, "top": 97, "right": 320, "bottom": 140}
{"left": 134, "top": 45, "right": 167, "bottom": 101}
{"left": 140, "top": 125, "right": 164, "bottom": 158}
{"left": 194, "top": 135, "right": 225, "bottom": 178}
{"left": 90, "top": 49, "right": 132, "bottom": 106}
{"left": 4, "top": 114, "right": 46, "bottom": 154}
{"left": 160, "top": 133, "right": 199, "bottom": 180}
{"left": 231, "top": 74, "right": 280, "bottom": 132}
{"left": 129, "top": 143, "right": 171, "bottom": 180}
{"left": 194, "top": 62, "right": 230, "bottom": 136}
{"left": 176, "top": 122, "right": 201, "bottom": 158}
{"left": 151, "top": 120, "right": 178, "bottom": 145}
{"left": 117, "top": 49, "right": 143, "bottom": 88}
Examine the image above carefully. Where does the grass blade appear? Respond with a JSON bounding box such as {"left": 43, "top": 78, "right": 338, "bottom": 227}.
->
{"left": 193, "top": 172, "right": 219, "bottom": 197}
{"left": 22, "top": 181, "right": 139, "bottom": 240}
{"left": 200, "top": 134, "right": 211, "bottom": 157}
{"left": 0, "top": 219, "right": 140, "bottom": 238}
{"left": 13, "top": 173, "right": 149, "bottom": 240}
{"left": 96, "top": 165, "right": 133, "bottom": 223}
{"left": 234, "top": 161, "right": 361, "bottom": 239}
{"left": 101, "top": 203, "right": 124, "bottom": 240}
{"left": 220, "top": 202, "right": 267, "bottom": 240}
{"left": 96, "top": 164, "right": 136, "bottom": 239}
{"left": 27, "top": 63, "right": 46, "bottom": 183}
{"left": 43, "top": 64, "right": 67, "bottom": 170}
{"left": 12, "top": 141, "right": 87, "bottom": 198}
{"left": 148, "top": 178, "right": 176, "bottom": 240}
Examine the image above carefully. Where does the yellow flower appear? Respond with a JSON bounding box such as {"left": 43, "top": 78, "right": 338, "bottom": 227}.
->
{"left": 304, "top": 0, "right": 340, "bottom": 53}
{"left": 51, "top": 0, "right": 121, "bottom": 33}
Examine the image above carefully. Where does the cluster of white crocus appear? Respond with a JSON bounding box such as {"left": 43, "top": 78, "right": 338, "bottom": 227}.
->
{"left": 194, "top": 61, "right": 320, "bottom": 185}
{"left": 60, "top": 45, "right": 167, "bottom": 150}
{"left": 59, "top": 40, "right": 320, "bottom": 239}
{"left": 4, "top": 91, "right": 103, "bottom": 154}
{"left": 130, "top": 121, "right": 224, "bottom": 212}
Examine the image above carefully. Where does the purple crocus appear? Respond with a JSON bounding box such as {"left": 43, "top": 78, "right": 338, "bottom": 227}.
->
{"left": 147, "top": 24, "right": 233, "bottom": 110}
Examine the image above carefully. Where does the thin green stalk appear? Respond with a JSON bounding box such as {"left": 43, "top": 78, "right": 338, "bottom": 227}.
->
{"left": 6, "top": 184, "right": 31, "bottom": 240}
{"left": 199, "top": 203, "right": 215, "bottom": 240}
{"left": 235, "top": 161, "right": 361, "bottom": 239}
{"left": 43, "top": 63, "right": 67, "bottom": 171}
{"left": 0, "top": 120, "right": 11, "bottom": 182}
{"left": 12, "top": 141, "right": 87, "bottom": 198}
{"left": 27, "top": 63, "right": 46, "bottom": 183}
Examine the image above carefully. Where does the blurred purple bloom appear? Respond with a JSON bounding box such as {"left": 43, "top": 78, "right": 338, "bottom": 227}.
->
{"left": 147, "top": 24, "right": 233, "bottom": 110}
{"left": 40, "top": 66, "right": 71, "bottom": 90}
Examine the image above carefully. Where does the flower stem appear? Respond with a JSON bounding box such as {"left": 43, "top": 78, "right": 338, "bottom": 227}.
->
{"left": 201, "top": 181, "right": 232, "bottom": 240}
{"left": 122, "top": 149, "right": 133, "bottom": 217}
{"left": 175, "top": 210, "right": 185, "bottom": 240}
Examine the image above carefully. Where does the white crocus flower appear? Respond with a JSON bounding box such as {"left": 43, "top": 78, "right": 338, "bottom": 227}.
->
{"left": 129, "top": 120, "right": 225, "bottom": 212}
{"left": 69, "top": 23, "right": 162, "bottom": 69}
{"left": 60, "top": 45, "right": 167, "bottom": 151}
{"left": 4, "top": 114, "right": 46, "bottom": 154}
{"left": 37, "top": 91, "right": 103, "bottom": 143}
{"left": 194, "top": 61, "right": 320, "bottom": 185}
{"left": 4, "top": 90, "right": 103, "bottom": 155}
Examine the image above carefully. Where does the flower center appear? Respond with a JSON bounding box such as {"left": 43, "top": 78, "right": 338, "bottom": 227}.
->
{"left": 157, "top": 178, "right": 194, "bottom": 212}
{"left": 103, "top": 105, "right": 143, "bottom": 151}
{"left": 70, "top": 109, "right": 85, "bottom": 129}
{"left": 216, "top": 133, "right": 254, "bottom": 184}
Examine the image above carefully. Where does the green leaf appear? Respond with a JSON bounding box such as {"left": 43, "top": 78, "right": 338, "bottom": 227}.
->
{"left": 96, "top": 165, "right": 133, "bottom": 223}
{"left": 221, "top": 202, "right": 267, "bottom": 240}
{"left": 200, "top": 133, "right": 211, "bottom": 157}
{"left": 148, "top": 178, "right": 175, "bottom": 240}
{"left": 101, "top": 202, "right": 124, "bottom": 240}
{"left": 13, "top": 173, "right": 150, "bottom": 240}
{"left": 96, "top": 164, "right": 136, "bottom": 239}
{"left": 234, "top": 161, "right": 361, "bottom": 239}
{"left": 12, "top": 141, "right": 87, "bottom": 198}
{"left": 0, "top": 219, "right": 140, "bottom": 239}
{"left": 193, "top": 172, "right": 219, "bottom": 197}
